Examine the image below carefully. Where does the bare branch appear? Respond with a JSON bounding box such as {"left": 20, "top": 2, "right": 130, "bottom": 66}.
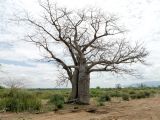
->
{"left": 16, "top": 2, "right": 148, "bottom": 86}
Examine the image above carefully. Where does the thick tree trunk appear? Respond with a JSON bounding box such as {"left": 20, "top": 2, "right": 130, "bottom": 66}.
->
{"left": 68, "top": 59, "right": 90, "bottom": 104}
{"left": 68, "top": 70, "right": 78, "bottom": 102}
{"left": 77, "top": 71, "right": 90, "bottom": 104}
{"left": 77, "top": 61, "right": 90, "bottom": 104}
{"left": 68, "top": 70, "right": 90, "bottom": 104}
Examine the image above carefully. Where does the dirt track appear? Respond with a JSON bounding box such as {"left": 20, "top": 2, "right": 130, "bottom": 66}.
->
{"left": 1, "top": 97, "right": 160, "bottom": 120}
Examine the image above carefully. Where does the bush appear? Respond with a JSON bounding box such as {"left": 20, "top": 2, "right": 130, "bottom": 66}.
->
{"left": 130, "top": 94, "right": 137, "bottom": 99}
{"left": 0, "top": 86, "right": 5, "bottom": 89}
{"left": 0, "top": 99, "right": 6, "bottom": 110}
{"left": 49, "top": 94, "right": 65, "bottom": 109}
{"left": 97, "top": 102, "right": 105, "bottom": 106}
{"left": 98, "top": 94, "right": 111, "bottom": 102}
{"left": 96, "top": 86, "right": 100, "bottom": 89}
{"left": 0, "top": 89, "right": 8, "bottom": 98}
{"left": 130, "top": 91, "right": 151, "bottom": 100}
{"left": 109, "top": 91, "right": 122, "bottom": 97}
{"left": 129, "top": 91, "right": 136, "bottom": 95}
{"left": 136, "top": 92, "right": 146, "bottom": 99}
{"left": 90, "top": 89, "right": 103, "bottom": 97}
{"left": 150, "top": 90, "right": 156, "bottom": 94}
{"left": 143, "top": 91, "right": 151, "bottom": 98}
{"left": 122, "top": 94, "right": 129, "bottom": 101}
{"left": 0, "top": 89, "right": 41, "bottom": 112}
{"left": 97, "top": 94, "right": 110, "bottom": 106}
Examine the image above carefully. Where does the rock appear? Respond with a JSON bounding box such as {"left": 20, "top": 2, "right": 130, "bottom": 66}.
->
{"left": 74, "top": 106, "right": 79, "bottom": 109}
{"left": 86, "top": 107, "right": 97, "bottom": 113}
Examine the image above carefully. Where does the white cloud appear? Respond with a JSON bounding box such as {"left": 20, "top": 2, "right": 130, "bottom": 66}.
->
{"left": 0, "top": 0, "right": 160, "bottom": 88}
{"left": 0, "top": 63, "right": 59, "bottom": 88}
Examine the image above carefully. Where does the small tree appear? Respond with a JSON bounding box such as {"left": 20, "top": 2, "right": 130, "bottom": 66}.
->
{"left": 116, "top": 84, "right": 122, "bottom": 89}
{"left": 17, "top": 0, "right": 148, "bottom": 104}
{"left": 3, "top": 79, "right": 24, "bottom": 89}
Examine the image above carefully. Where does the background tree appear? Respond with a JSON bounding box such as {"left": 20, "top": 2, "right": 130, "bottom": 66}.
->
{"left": 0, "top": 76, "right": 26, "bottom": 89}
{"left": 18, "top": 0, "right": 148, "bottom": 104}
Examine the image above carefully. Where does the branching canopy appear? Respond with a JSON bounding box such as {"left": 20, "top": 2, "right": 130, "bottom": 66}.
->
{"left": 18, "top": 0, "right": 148, "bottom": 83}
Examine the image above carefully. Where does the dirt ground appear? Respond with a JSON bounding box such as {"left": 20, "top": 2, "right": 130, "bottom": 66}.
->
{"left": 1, "top": 97, "right": 160, "bottom": 120}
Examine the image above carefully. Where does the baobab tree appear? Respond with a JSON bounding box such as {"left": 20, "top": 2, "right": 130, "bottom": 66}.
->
{"left": 18, "top": 0, "right": 148, "bottom": 104}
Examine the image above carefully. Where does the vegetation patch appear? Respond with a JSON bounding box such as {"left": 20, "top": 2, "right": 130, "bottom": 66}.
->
{"left": 122, "top": 93, "right": 130, "bottom": 101}
{"left": 0, "top": 88, "right": 41, "bottom": 112}
{"left": 0, "top": 87, "right": 159, "bottom": 112}
{"left": 49, "top": 94, "right": 65, "bottom": 109}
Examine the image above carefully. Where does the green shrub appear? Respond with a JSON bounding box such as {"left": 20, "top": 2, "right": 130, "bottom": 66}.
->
{"left": 97, "top": 102, "right": 105, "bottom": 106}
{"left": 98, "top": 94, "right": 111, "bottom": 102}
{"left": 109, "top": 91, "right": 122, "bottom": 97}
{"left": 0, "top": 89, "right": 8, "bottom": 98}
{"left": 150, "top": 90, "right": 156, "bottom": 94}
{"left": 137, "top": 93, "right": 145, "bottom": 99}
{"left": 129, "top": 91, "right": 136, "bottom": 95}
{"left": 0, "top": 86, "right": 5, "bottom": 89}
{"left": 90, "top": 89, "right": 103, "bottom": 97}
{"left": 96, "top": 86, "right": 100, "bottom": 89}
{"left": 143, "top": 91, "right": 151, "bottom": 98}
{"left": 0, "top": 98, "right": 6, "bottom": 110}
{"left": 122, "top": 94, "right": 129, "bottom": 101}
{"left": 0, "top": 89, "right": 41, "bottom": 112}
{"left": 130, "top": 94, "right": 137, "bottom": 99}
{"left": 130, "top": 91, "right": 151, "bottom": 100}
{"left": 49, "top": 94, "right": 65, "bottom": 109}
{"left": 97, "top": 94, "right": 110, "bottom": 106}
{"left": 62, "top": 91, "right": 70, "bottom": 98}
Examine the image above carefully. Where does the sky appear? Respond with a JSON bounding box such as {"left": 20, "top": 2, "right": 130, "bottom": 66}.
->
{"left": 0, "top": 0, "right": 160, "bottom": 88}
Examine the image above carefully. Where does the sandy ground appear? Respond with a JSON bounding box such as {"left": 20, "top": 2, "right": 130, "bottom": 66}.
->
{"left": 1, "top": 97, "right": 160, "bottom": 120}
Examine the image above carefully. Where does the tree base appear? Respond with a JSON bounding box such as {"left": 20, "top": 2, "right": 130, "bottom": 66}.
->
{"left": 66, "top": 99, "right": 90, "bottom": 105}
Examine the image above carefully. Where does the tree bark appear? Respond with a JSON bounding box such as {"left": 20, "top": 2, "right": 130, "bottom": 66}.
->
{"left": 68, "top": 61, "right": 90, "bottom": 104}
{"left": 78, "top": 70, "right": 90, "bottom": 104}
{"left": 68, "top": 70, "right": 78, "bottom": 102}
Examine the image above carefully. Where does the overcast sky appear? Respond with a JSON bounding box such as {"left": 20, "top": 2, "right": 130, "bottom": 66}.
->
{"left": 0, "top": 0, "right": 160, "bottom": 88}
